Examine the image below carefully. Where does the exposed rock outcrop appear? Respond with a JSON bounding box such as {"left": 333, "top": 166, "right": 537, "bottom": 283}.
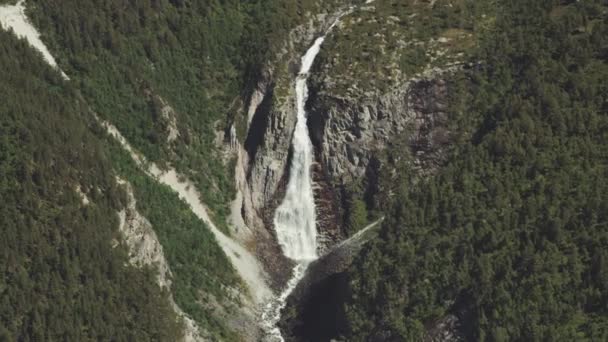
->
{"left": 115, "top": 178, "right": 207, "bottom": 342}
{"left": 158, "top": 97, "right": 180, "bottom": 143}
{"left": 102, "top": 118, "right": 269, "bottom": 341}
{"left": 306, "top": 66, "right": 455, "bottom": 250}
{"left": 234, "top": 10, "right": 355, "bottom": 287}
{"left": 310, "top": 67, "right": 453, "bottom": 185}
{"left": 101, "top": 115, "right": 271, "bottom": 305}
{"left": 234, "top": 0, "right": 464, "bottom": 263}
{"left": 425, "top": 315, "right": 464, "bottom": 342}
{"left": 299, "top": 0, "right": 472, "bottom": 246}
{"left": 241, "top": 11, "right": 346, "bottom": 230}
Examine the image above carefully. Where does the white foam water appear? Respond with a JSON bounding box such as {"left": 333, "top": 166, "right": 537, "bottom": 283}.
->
{"left": 261, "top": 13, "right": 350, "bottom": 341}
{"left": 272, "top": 37, "right": 325, "bottom": 262}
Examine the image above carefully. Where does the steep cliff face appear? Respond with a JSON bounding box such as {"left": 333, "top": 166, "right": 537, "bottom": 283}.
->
{"left": 240, "top": 11, "right": 346, "bottom": 228}
{"left": 309, "top": 71, "right": 452, "bottom": 185}
{"left": 234, "top": 0, "right": 471, "bottom": 280}
{"left": 266, "top": 0, "right": 481, "bottom": 340}
{"left": 240, "top": 0, "right": 474, "bottom": 255}
{"left": 301, "top": 0, "right": 475, "bottom": 245}
{"left": 234, "top": 9, "right": 356, "bottom": 286}
{"left": 307, "top": 69, "right": 455, "bottom": 247}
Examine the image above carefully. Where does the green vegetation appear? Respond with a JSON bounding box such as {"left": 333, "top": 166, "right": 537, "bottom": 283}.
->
{"left": 4, "top": 0, "right": 367, "bottom": 339}
{"left": 107, "top": 136, "right": 242, "bottom": 341}
{"left": 0, "top": 30, "right": 182, "bottom": 341}
{"left": 313, "top": 0, "right": 478, "bottom": 95}
{"left": 5, "top": 0, "right": 607, "bottom": 341}
{"left": 341, "top": 179, "right": 380, "bottom": 236}
{"left": 26, "top": 0, "right": 246, "bottom": 230}
{"left": 344, "top": 0, "right": 608, "bottom": 340}
{"left": 25, "top": 0, "right": 359, "bottom": 230}
{"left": 345, "top": 198, "right": 369, "bottom": 235}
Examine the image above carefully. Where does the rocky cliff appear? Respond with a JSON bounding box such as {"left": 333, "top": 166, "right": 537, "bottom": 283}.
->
{"left": 260, "top": 0, "right": 479, "bottom": 339}
{"left": 115, "top": 179, "right": 207, "bottom": 342}
{"left": 310, "top": 70, "right": 453, "bottom": 185}
{"left": 233, "top": 8, "right": 356, "bottom": 287}
{"left": 275, "top": 67, "right": 462, "bottom": 340}
{"left": 307, "top": 69, "right": 455, "bottom": 248}
{"left": 230, "top": 0, "right": 472, "bottom": 286}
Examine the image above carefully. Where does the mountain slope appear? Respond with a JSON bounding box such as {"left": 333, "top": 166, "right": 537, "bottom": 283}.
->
{"left": 344, "top": 1, "right": 608, "bottom": 341}
{"left": 2, "top": 0, "right": 607, "bottom": 341}
{"left": 0, "top": 29, "right": 183, "bottom": 341}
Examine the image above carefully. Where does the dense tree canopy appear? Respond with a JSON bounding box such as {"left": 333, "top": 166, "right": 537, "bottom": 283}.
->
{"left": 0, "top": 30, "right": 183, "bottom": 341}
{"left": 344, "top": 1, "right": 608, "bottom": 341}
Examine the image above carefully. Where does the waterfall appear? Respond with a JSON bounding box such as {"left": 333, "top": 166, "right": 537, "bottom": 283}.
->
{"left": 273, "top": 4, "right": 353, "bottom": 262}
{"left": 259, "top": 0, "right": 377, "bottom": 337}
{"left": 260, "top": 16, "right": 347, "bottom": 342}
{"left": 272, "top": 36, "right": 327, "bottom": 261}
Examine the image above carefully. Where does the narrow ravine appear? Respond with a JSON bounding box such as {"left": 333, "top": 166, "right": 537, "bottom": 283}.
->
{"left": 260, "top": 16, "right": 348, "bottom": 342}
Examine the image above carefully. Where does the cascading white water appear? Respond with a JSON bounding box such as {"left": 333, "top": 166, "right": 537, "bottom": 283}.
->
{"left": 272, "top": 8, "right": 350, "bottom": 261}
{"left": 272, "top": 36, "right": 328, "bottom": 261}
{"left": 260, "top": 16, "right": 347, "bottom": 342}
{"left": 259, "top": 1, "right": 379, "bottom": 337}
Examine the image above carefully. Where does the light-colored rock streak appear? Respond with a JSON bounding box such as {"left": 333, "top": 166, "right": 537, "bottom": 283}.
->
{"left": 116, "top": 178, "right": 207, "bottom": 342}
{"left": 102, "top": 118, "right": 271, "bottom": 304}
{"left": 0, "top": 0, "right": 68, "bottom": 79}
{"left": 75, "top": 185, "right": 90, "bottom": 206}
{"left": 116, "top": 178, "right": 173, "bottom": 289}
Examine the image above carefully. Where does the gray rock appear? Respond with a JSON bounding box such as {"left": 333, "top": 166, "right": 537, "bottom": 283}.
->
{"left": 309, "top": 68, "right": 452, "bottom": 188}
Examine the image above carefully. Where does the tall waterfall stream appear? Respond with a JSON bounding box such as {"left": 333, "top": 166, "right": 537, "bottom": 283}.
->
{"left": 259, "top": 1, "right": 377, "bottom": 338}
{"left": 260, "top": 16, "right": 346, "bottom": 342}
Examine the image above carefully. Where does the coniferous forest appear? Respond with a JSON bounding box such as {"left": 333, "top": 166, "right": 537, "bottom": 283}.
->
{"left": 1, "top": 0, "right": 607, "bottom": 341}
{"left": 344, "top": 1, "right": 608, "bottom": 341}
{"left": 0, "top": 30, "right": 182, "bottom": 341}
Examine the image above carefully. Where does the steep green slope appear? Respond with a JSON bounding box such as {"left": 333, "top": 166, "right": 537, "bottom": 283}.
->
{"left": 25, "top": 0, "right": 360, "bottom": 229}
{"left": 0, "top": 30, "right": 182, "bottom": 341}
{"left": 107, "top": 138, "right": 243, "bottom": 341}
{"left": 27, "top": 0, "right": 246, "bottom": 228}
{"left": 3, "top": 1, "right": 368, "bottom": 339}
{"left": 344, "top": 0, "right": 608, "bottom": 340}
